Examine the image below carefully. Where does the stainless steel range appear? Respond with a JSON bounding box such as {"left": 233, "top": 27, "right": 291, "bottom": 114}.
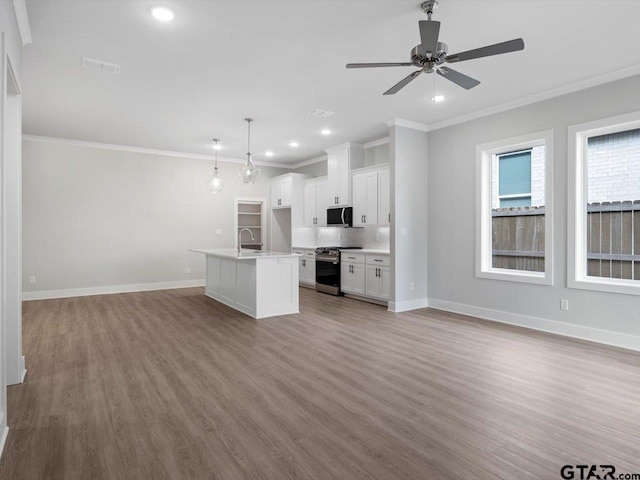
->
{"left": 315, "top": 246, "right": 362, "bottom": 295}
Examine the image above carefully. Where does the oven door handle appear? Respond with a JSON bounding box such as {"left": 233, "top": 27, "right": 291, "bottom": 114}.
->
{"left": 316, "top": 257, "right": 339, "bottom": 264}
{"left": 341, "top": 208, "right": 345, "bottom": 225}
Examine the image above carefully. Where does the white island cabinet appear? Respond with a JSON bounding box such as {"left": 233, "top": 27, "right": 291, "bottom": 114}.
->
{"left": 190, "top": 249, "right": 300, "bottom": 319}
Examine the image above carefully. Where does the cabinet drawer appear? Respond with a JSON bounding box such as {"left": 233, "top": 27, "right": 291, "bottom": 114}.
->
{"left": 366, "top": 254, "right": 390, "bottom": 266}
{"left": 341, "top": 252, "right": 365, "bottom": 264}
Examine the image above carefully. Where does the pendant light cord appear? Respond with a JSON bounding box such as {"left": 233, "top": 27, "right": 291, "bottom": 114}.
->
{"left": 213, "top": 138, "right": 219, "bottom": 172}
{"left": 245, "top": 117, "right": 253, "bottom": 158}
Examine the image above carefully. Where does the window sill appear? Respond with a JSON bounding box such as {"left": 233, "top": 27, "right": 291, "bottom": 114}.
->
{"left": 568, "top": 276, "right": 640, "bottom": 296}
{"left": 477, "top": 268, "right": 552, "bottom": 286}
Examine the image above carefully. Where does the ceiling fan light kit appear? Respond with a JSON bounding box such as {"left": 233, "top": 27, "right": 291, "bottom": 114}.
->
{"left": 346, "top": 0, "right": 525, "bottom": 95}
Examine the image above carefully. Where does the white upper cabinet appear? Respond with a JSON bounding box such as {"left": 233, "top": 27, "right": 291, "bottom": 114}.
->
{"left": 325, "top": 143, "right": 364, "bottom": 207}
{"left": 352, "top": 171, "right": 378, "bottom": 226}
{"left": 378, "top": 167, "right": 390, "bottom": 225}
{"left": 272, "top": 176, "right": 292, "bottom": 208}
{"left": 351, "top": 165, "right": 389, "bottom": 226}
{"left": 303, "top": 178, "right": 328, "bottom": 227}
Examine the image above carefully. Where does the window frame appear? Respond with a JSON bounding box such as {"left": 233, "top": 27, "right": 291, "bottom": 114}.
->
{"left": 568, "top": 111, "right": 640, "bottom": 296}
{"left": 476, "top": 130, "right": 554, "bottom": 285}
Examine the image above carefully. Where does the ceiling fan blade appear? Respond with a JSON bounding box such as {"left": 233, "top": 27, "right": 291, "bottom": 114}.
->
{"left": 383, "top": 70, "right": 423, "bottom": 95}
{"left": 436, "top": 66, "right": 480, "bottom": 90}
{"left": 346, "top": 62, "right": 413, "bottom": 69}
{"left": 418, "top": 20, "right": 441, "bottom": 55}
{"left": 446, "top": 38, "right": 524, "bottom": 63}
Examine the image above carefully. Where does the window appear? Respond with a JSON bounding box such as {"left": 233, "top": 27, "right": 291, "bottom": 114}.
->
{"left": 568, "top": 112, "right": 640, "bottom": 295}
{"left": 498, "top": 150, "right": 532, "bottom": 207}
{"left": 476, "top": 130, "right": 554, "bottom": 285}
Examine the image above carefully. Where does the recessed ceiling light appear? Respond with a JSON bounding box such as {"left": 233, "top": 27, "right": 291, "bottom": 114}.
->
{"left": 289, "top": 142, "right": 299, "bottom": 148}
{"left": 151, "top": 6, "right": 174, "bottom": 22}
{"left": 265, "top": 151, "right": 274, "bottom": 157}
{"left": 432, "top": 95, "right": 445, "bottom": 103}
{"left": 321, "top": 129, "right": 331, "bottom": 135}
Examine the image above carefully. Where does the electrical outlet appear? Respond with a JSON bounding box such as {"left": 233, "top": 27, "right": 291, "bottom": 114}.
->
{"left": 29, "top": 276, "right": 36, "bottom": 284}
{"left": 410, "top": 282, "right": 415, "bottom": 291}
{"left": 185, "top": 267, "right": 191, "bottom": 274}
{"left": 215, "top": 229, "right": 223, "bottom": 235}
{"left": 560, "top": 299, "right": 569, "bottom": 311}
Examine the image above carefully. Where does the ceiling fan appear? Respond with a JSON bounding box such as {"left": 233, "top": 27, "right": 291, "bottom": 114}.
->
{"left": 346, "top": 1, "right": 524, "bottom": 95}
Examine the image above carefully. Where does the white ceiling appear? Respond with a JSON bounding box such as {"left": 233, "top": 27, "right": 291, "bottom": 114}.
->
{"left": 21, "top": 0, "right": 640, "bottom": 166}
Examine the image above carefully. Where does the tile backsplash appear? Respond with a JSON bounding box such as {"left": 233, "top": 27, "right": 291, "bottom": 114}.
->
{"left": 314, "top": 226, "right": 390, "bottom": 250}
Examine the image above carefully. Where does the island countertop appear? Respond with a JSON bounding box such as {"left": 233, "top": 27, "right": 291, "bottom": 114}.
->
{"left": 190, "top": 249, "right": 301, "bottom": 260}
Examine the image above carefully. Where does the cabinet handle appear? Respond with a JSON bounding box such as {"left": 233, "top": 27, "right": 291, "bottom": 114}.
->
{"left": 388, "top": 213, "right": 390, "bottom": 222}
{"left": 374, "top": 259, "right": 382, "bottom": 262}
{"left": 377, "top": 268, "right": 380, "bottom": 277}
{"left": 364, "top": 214, "right": 366, "bottom": 223}
{"left": 302, "top": 259, "right": 305, "bottom": 267}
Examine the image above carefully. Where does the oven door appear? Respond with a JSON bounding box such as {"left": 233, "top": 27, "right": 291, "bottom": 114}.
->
{"left": 315, "top": 255, "right": 340, "bottom": 295}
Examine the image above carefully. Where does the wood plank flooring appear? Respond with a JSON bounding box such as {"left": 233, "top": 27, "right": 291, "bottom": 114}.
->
{"left": 1, "top": 287, "right": 639, "bottom": 479}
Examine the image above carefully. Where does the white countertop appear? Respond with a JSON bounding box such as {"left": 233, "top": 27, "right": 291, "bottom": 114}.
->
{"left": 292, "top": 246, "right": 390, "bottom": 255}
{"left": 342, "top": 249, "right": 390, "bottom": 255}
{"left": 190, "top": 249, "right": 301, "bottom": 260}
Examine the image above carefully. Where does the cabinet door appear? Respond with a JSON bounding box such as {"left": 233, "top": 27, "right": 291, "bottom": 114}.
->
{"left": 340, "top": 263, "right": 352, "bottom": 292}
{"left": 364, "top": 172, "right": 378, "bottom": 225}
{"left": 328, "top": 149, "right": 350, "bottom": 207}
{"left": 352, "top": 173, "right": 368, "bottom": 227}
{"left": 315, "top": 181, "right": 328, "bottom": 226}
{"left": 327, "top": 152, "right": 340, "bottom": 206}
{"left": 306, "top": 257, "right": 316, "bottom": 284}
{"left": 378, "top": 168, "right": 390, "bottom": 225}
{"left": 379, "top": 266, "right": 390, "bottom": 300}
{"left": 280, "top": 178, "right": 292, "bottom": 207}
{"left": 335, "top": 149, "right": 351, "bottom": 206}
{"left": 271, "top": 180, "right": 281, "bottom": 208}
{"left": 365, "top": 265, "right": 381, "bottom": 298}
{"left": 303, "top": 183, "right": 316, "bottom": 226}
{"left": 350, "top": 263, "right": 366, "bottom": 295}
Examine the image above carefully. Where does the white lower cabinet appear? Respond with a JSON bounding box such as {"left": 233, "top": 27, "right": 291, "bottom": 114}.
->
{"left": 365, "top": 265, "right": 390, "bottom": 300}
{"left": 341, "top": 261, "right": 366, "bottom": 295}
{"left": 294, "top": 249, "right": 316, "bottom": 286}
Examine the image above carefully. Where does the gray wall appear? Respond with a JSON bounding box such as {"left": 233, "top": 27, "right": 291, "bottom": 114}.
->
{"left": 22, "top": 139, "right": 288, "bottom": 293}
{"left": 427, "top": 73, "right": 640, "bottom": 341}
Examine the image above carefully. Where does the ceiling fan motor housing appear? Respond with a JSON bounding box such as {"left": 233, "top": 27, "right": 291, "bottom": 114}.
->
{"left": 412, "top": 41, "right": 448, "bottom": 68}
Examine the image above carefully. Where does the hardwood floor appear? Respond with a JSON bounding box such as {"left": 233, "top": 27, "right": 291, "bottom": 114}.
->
{"left": 1, "top": 287, "right": 639, "bottom": 480}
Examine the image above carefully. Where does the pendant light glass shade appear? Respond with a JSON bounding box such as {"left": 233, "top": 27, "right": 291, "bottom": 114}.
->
{"left": 207, "top": 138, "right": 224, "bottom": 194}
{"left": 239, "top": 117, "right": 260, "bottom": 184}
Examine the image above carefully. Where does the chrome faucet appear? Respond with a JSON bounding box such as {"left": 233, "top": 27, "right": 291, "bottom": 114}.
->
{"left": 238, "top": 228, "right": 255, "bottom": 251}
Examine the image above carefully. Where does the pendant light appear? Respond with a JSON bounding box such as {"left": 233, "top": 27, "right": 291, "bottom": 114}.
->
{"left": 207, "top": 138, "right": 224, "bottom": 194}
{"left": 239, "top": 117, "right": 260, "bottom": 184}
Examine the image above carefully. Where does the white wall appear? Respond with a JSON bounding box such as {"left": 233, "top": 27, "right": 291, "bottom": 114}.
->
{"left": 0, "top": 0, "right": 25, "bottom": 456}
{"left": 427, "top": 73, "right": 640, "bottom": 350}
{"left": 22, "top": 139, "right": 288, "bottom": 297}
{"left": 390, "top": 125, "right": 428, "bottom": 312}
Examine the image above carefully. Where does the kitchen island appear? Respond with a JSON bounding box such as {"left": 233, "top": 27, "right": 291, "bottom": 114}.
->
{"left": 190, "top": 249, "right": 300, "bottom": 319}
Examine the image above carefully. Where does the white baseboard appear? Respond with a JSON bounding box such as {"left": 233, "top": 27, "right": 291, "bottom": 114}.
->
{"left": 0, "top": 426, "right": 8, "bottom": 461}
{"left": 388, "top": 297, "right": 428, "bottom": 313}
{"left": 428, "top": 298, "right": 640, "bottom": 352}
{"left": 23, "top": 279, "right": 205, "bottom": 301}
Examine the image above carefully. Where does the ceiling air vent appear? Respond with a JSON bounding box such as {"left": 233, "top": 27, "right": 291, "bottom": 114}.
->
{"left": 307, "top": 108, "right": 335, "bottom": 118}
{"left": 81, "top": 56, "right": 121, "bottom": 74}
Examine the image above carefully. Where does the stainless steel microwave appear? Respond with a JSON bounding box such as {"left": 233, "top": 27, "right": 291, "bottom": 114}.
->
{"left": 327, "top": 207, "right": 353, "bottom": 227}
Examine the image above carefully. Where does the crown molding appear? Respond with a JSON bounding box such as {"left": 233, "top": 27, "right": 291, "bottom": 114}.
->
{"left": 22, "top": 134, "right": 290, "bottom": 168}
{"left": 364, "top": 137, "right": 390, "bottom": 149}
{"left": 427, "top": 63, "right": 640, "bottom": 133}
{"left": 290, "top": 154, "right": 327, "bottom": 170}
{"left": 324, "top": 141, "right": 363, "bottom": 155}
{"left": 12, "top": 0, "right": 32, "bottom": 46}
{"left": 385, "top": 118, "right": 429, "bottom": 132}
